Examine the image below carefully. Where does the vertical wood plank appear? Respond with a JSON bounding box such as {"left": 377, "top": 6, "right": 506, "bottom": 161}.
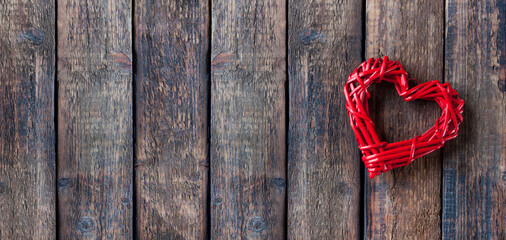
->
{"left": 210, "top": 0, "right": 286, "bottom": 239}
{"left": 57, "top": 0, "right": 133, "bottom": 238}
{"left": 287, "top": 0, "right": 362, "bottom": 239}
{"left": 0, "top": 0, "right": 55, "bottom": 238}
{"left": 365, "top": 0, "right": 444, "bottom": 238}
{"left": 134, "top": 0, "right": 209, "bottom": 239}
{"left": 443, "top": 0, "right": 505, "bottom": 239}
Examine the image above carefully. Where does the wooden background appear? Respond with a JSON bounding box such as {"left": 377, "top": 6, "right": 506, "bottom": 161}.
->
{"left": 0, "top": 0, "right": 504, "bottom": 239}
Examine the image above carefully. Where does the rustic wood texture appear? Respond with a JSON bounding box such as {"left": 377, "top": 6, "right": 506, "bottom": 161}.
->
{"left": 287, "top": 0, "right": 362, "bottom": 239}
{"left": 57, "top": 0, "right": 133, "bottom": 238}
{"left": 134, "top": 0, "right": 209, "bottom": 239}
{"left": 443, "top": 0, "right": 506, "bottom": 239}
{"left": 365, "top": 0, "right": 444, "bottom": 238}
{"left": 210, "top": 0, "right": 286, "bottom": 239}
{"left": 1, "top": 1, "right": 505, "bottom": 238}
{"left": 0, "top": 0, "right": 55, "bottom": 239}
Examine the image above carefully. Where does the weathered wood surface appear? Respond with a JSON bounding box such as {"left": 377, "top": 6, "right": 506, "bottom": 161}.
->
{"left": 365, "top": 0, "right": 444, "bottom": 238}
{"left": 57, "top": 0, "right": 133, "bottom": 238}
{"left": 210, "top": 0, "right": 286, "bottom": 239}
{"left": 134, "top": 0, "right": 209, "bottom": 239}
{"left": 0, "top": 0, "right": 505, "bottom": 239}
{"left": 0, "top": 0, "right": 55, "bottom": 239}
{"left": 287, "top": 0, "right": 362, "bottom": 239}
{"left": 443, "top": 0, "right": 506, "bottom": 239}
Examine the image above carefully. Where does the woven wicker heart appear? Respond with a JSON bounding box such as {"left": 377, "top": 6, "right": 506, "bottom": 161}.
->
{"left": 343, "top": 56, "right": 464, "bottom": 178}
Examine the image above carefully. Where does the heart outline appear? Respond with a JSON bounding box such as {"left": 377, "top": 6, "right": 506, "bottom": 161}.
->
{"left": 343, "top": 56, "right": 464, "bottom": 178}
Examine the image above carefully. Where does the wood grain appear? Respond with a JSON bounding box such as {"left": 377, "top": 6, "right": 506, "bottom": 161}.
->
{"left": 134, "top": 0, "right": 209, "bottom": 239}
{"left": 287, "top": 0, "right": 362, "bottom": 239}
{"left": 210, "top": 0, "right": 286, "bottom": 239}
{"left": 57, "top": 0, "right": 133, "bottom": 238}
{"left": 365, "top": 0, "right": 444, "bottom": 238}
{"left": 443, "top": 0, "right": 506, "bottom": 239}
{"left": 0, "top": 0, "right": 55, "bottom": 239}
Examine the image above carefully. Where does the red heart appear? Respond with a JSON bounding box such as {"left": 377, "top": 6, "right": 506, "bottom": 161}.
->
{"left": 343, "top": 56, "right": 464, "bottom": 178}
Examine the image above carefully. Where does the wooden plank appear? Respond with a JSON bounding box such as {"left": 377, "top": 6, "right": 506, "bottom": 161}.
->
{"left": 443, "top": 0, "right": 505, "bottom": 238}
{"left": 210, "top": 0, "right": 286, "bottom": 239}
{"left": 365, "top": 0, "right": 444, "bottom": 238}
{"left": 57, "top": 0, "right": 133, "bottom": 238}
{"left": 134, "top": 0, "right": 209, "bottom": 239}
{"left": 287, "top": 0, "right": 362, "bottom": 239}
{"left": 0, "top": 0, "right": 55, "bottom": 238}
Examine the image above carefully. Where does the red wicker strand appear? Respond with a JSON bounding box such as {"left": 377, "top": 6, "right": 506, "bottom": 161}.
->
{"left": 343, "top": 56, "right": 464, "bottom": 178}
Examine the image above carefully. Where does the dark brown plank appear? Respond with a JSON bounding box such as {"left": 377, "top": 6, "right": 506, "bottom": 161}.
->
{"left": 0, "top": 0, "right": 55, "bottom": 238}
{"left": 443, "top": 0, "right": 505, "bottom": 238}
{"left": 134, "top": 0, "right": 209, "bottom": 239}
{"left": 57, "top": 0, "right": 133, "bottom": 238}
{"left": 365, "top": 0, "right": 444, "bottom": 238}
{"left": 210, "top": 0, "right": 286, "bottom": 239}
{"left": 287, "top": 1, "right": 362, "bottom": 239}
